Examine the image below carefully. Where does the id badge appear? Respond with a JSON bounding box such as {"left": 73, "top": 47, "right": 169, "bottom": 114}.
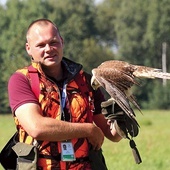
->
{"left": 61, "top": 141, "right": 76, "bottom": 161}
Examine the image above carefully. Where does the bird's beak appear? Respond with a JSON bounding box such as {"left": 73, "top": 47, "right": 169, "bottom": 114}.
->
{"left": 91, "top": 76, "right": 100, "bottom": 90}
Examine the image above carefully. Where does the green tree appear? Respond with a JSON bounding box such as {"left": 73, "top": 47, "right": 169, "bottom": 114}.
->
{"left": 1, "top": 0, "right": 169, "bottom": 112}
{"left": 47, "top": 0, "right": 98, "bottom": 62}
{"left": 0, "top": 0, "right": 51, "bottom": 113}
{"left": 80, "top": 38, "right": 115, "bottom": 73}
{"left": 94, "top": 0, "right": 118, "bottom": 46}
{"left": 114, "top": 0, "right": 148, "bottom": 64}
{"left": 0, "top": 0, "right": 116, "bottom": 113}
{"left": 147, "top": 81, "right": 170, "bottom": 109}
{"left": 112, "top": 0, "right": 170, "bottom": 109}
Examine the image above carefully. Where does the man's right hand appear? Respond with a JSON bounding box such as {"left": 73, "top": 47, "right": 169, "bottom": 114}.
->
{"left": 87, "top": 124, "right": 104, "bottom": 151}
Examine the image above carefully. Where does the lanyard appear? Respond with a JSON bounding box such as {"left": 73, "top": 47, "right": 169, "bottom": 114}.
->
{"left": 61, "top": 82, "right": 67, "bottom": 120}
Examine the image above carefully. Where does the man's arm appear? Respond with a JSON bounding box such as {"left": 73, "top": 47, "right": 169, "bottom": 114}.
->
{"left": 15, "top": 103, "right": 104, "bottom": 150}
{"left": 8, "top": 73, "right": 104, "bottom": 150}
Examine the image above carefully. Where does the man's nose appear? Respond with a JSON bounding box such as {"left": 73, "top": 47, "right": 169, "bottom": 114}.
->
{"left": 45, "top": 44, "right": 51, "bottom": 52}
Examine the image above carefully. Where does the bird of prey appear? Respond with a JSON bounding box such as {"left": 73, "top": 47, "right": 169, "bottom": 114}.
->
{"left": 91, "top": 60, "right": 170, "bottom": 120}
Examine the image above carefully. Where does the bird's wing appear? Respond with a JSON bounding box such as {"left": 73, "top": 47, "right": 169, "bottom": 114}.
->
{"left": 92, "top": 65, "right": 141, "bottom": 109}
{"left": 93, "top": 60, "right": 170, "bottom": 112}
{"left": 93, "top": 73, "right": 139, "bottom": 125}
{"left": 92, "top": 66, "right": 138, "bottom": 91}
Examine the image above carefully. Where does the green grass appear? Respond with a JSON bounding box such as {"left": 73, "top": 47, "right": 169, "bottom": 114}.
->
{"left": 103, "top": 110, "right": 170, "bottom": 170}
{"left": 0, "top": 110, "right": 170, "bottom": 170}
{"left": 0, "top": 114, "right": 16, "bottom": 150}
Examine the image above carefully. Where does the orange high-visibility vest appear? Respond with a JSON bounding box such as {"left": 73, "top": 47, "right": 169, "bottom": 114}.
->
{"left": 14, "top": 61, "right": 94, "bottom": 170}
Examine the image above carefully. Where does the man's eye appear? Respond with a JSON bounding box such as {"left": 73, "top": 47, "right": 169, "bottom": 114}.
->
{"left": 51, "top": 41, "right": 58, "bottom": 45}
{"left": 38, "top": 44, "right": 45, "bottom": 48}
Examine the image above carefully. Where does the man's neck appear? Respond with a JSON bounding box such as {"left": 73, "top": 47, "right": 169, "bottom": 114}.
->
{"left": 42, "top": 64, "right": 63, "bottom": 81}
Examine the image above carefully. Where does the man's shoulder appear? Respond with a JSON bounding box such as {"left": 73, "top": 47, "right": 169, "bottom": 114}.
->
{"left": 9, "top": 65, "right": 32, "bottom": 85}
{"left": 9, "top": 71, "right": 29, "bottom": 85}
{"left": 16, "top": 66, "right": 29, "bottom": 75}
{"left": 9, "top": 64, "right": 34, "bottom": 81}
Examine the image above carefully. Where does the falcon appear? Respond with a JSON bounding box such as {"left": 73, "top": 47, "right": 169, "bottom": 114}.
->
{"left": 91, "top": 60, "right": 170, "bottom": 119}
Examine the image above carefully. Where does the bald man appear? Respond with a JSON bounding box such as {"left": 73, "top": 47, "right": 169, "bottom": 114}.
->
{"left": 8, "top": 19, "right": 121, "bottom": 170}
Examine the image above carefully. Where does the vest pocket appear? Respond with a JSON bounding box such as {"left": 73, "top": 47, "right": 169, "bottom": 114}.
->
{"left": 12, "top": 142, "right": 38, "bottom": 170}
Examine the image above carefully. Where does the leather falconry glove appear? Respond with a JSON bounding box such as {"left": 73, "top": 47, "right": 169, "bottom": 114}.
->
{"left": 101, "top": 98, "right": 142, "bottom": 164}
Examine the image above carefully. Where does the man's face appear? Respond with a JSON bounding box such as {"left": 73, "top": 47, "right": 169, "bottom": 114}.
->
{"left": 26, "top": 23, "right": 64, "bottom": 68}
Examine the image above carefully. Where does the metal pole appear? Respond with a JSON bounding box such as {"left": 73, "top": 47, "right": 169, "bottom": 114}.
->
{"left": 162, "top": 42, "right": 167, "bottom": 86}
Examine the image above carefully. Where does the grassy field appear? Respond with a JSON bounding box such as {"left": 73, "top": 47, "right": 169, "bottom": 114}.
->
{"left": 0, "top": 110, "right": 170, "bottom": 170}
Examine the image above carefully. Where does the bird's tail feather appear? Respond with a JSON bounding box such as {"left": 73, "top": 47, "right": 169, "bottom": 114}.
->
{"left": 128, "top": 95, "right": 142, "bottom": 113}
{"left": 134, "top": 66, "right": 170, "bottom": 79}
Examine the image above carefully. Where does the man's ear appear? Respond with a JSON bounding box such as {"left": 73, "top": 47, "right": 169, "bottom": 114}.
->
{"left": 25, "top": 42, "right": 32, "bottom": 56}
{"left": 60, "top": 36, "right": 64, "bottom": 47}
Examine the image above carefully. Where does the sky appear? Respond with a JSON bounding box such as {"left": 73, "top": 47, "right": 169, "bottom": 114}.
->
{"left": 0, "top": 0, "right": 5, "bottom": 5}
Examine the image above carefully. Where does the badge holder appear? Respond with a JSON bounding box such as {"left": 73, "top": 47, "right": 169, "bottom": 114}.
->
{"left": 60, "top": 83, "right": 76, "bottom": 162}
{"left": 61, "top": 141, "right": 76, "bottom": 162}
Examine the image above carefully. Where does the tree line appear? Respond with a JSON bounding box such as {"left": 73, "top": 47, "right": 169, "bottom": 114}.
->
{"left": 0, "top": 0, "right": 170, "bottom": 113}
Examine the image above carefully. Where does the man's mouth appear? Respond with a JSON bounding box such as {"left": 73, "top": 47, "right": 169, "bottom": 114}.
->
{"left": 44, "top": 55, "right": 55, "bottom": 60}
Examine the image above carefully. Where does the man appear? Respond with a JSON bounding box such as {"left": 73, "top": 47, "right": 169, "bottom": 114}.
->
{"left": 8, "top": 19, "right": 121, "bottom": 169}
